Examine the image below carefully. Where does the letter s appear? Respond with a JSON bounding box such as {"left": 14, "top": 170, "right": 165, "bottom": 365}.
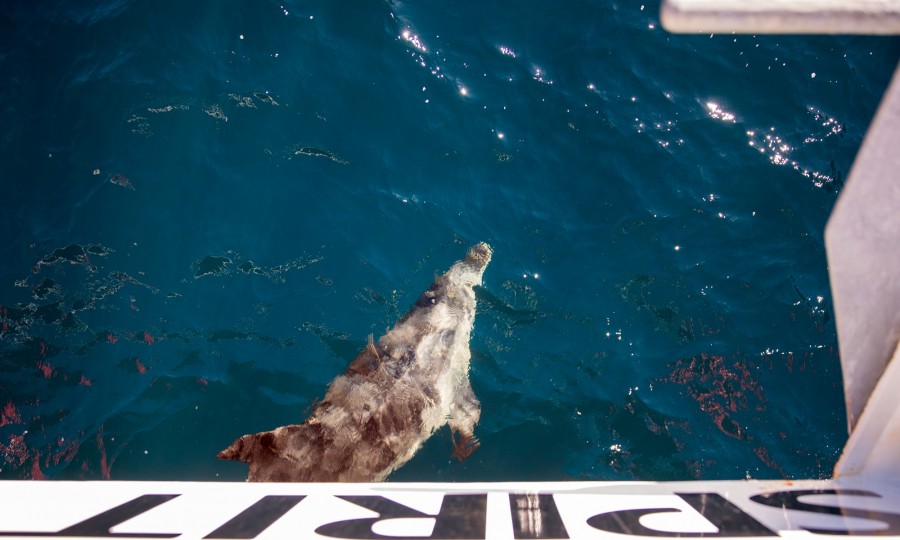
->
{"left": 750, "top": 489, "right": 900, "bottom": 535}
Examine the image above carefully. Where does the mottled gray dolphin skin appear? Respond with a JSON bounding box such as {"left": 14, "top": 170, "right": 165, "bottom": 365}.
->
{"left": 218, "top": 242, "right": 492, "bottom": 482}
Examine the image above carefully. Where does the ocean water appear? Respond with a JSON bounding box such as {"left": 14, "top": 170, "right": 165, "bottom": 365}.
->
{"left": 1, "top": 0, "right": 898, "bottom": 483}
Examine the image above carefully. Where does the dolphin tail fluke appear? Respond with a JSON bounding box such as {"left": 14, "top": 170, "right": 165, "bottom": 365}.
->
{"left": 217, "top": 432, "right": 268, "bottom": 463}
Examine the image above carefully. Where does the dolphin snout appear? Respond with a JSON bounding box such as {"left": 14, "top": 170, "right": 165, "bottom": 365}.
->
{"left": 465, "top": 242, "right": 492, "bottom": 270}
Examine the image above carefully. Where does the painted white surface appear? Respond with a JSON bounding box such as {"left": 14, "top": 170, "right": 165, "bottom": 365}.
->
{"left": 0, "top": 479, "right": 898, "bottom": 538}
{"left": 825, "top": 62, "right": 900, "bottom": 435}
{"left": 836, "top": 339, "right": 900, "bottom": 480}
{"left": 661, "top": 0, "right": 900, "bottom": 34}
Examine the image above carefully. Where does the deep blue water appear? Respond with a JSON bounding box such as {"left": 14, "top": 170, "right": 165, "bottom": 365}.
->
{"left": 1, "top": 0, "right": 898, "bottom": 482}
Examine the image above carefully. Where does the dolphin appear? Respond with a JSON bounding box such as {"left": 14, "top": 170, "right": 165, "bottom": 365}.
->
{"left": 218, "top": 242, "right": 492, "bottom": 481}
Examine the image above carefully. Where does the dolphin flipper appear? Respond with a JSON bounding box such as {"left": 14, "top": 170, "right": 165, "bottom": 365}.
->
{"left": 449, "top": 377, "right": 481, "bottom": 461}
